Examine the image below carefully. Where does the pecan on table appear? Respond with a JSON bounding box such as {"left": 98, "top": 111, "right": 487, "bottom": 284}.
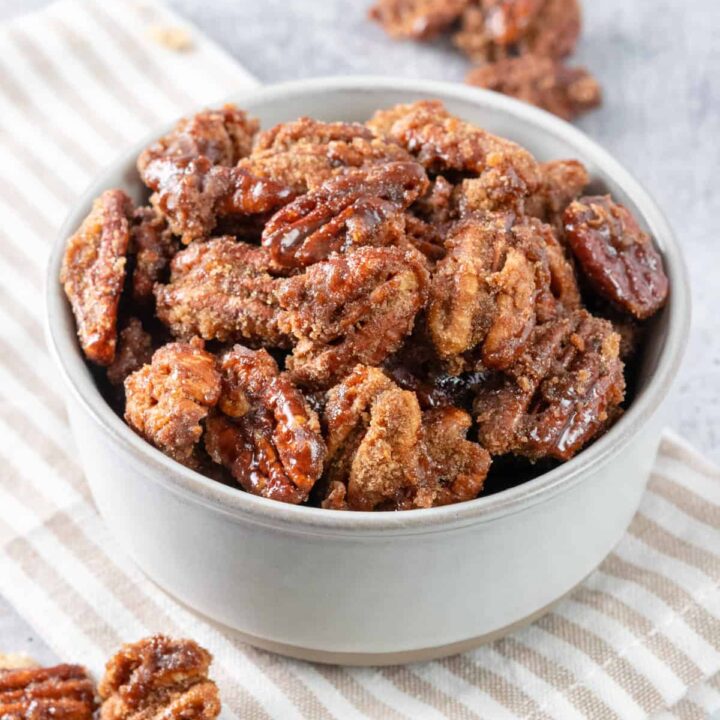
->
{"left": 368, "top": 0, "right": 468, "bottom": 40}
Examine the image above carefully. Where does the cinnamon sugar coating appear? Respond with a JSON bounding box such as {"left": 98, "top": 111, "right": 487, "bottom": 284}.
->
{"left": 474, "top": 309, "right": 625, "bottom": 460}
{"left": 107, "top": 318, "right": 154, "bottom": 386}
{"left": 98, "top": 636, "right": 219, "bottom": 720}
{"left": 0, "top": 664, "right": 96, "bottom": 720}
{"left": 204, "top": 346, "right": 325, "bottom": 503}
{"left": 368, "top": 0, "right": 468, "bottom": 40}
{"left": 124, "top": 340, "right": 221, "bottom": 467}
{"left": 61, "top": 189, "right": 133, "bottom": 366}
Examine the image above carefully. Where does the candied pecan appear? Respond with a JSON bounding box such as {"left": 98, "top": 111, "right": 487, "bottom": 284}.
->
{"left": 412, "top": 175, "right": 457, "bottom": 226}
{"left": 424, "top": 406, "right": 491, "bottom": 505}
{"left": 60, "top": 189, "right": 132, "bottom": 366}
{"left": 124, "top": 339, "right": 221, "bottom": 467}
{"left": 525, "top": 159, "right": 589, "bottom": 228}
{"left": 474, "top": 309, "right": 625, "bottom": 460}
{"left": 240, "top": 118, "right": 412, "bottom": 195}
{"left": 0, "top": 664, "right": 96, "bottom": 720}
{"left": 403, "top": 214, "right": 447, "bottom": 261}
{"left": 138, "top": 105, "right": 292, "bottom": 243}
{"left": 427, "top": 213, "right": 578, "bottom": 371}
{"left": 155, "top": 238, "right": 289, "bottom": 347}
{"left": 107, "top": 317, "right": 154, "bottom": 386}
{"left": 321, "top": 366, "right": 489, "bottom": 510}
{"left": 369, "top": 0, "right": 468, "bottom": 40}
{"left": 261, "top": 161, "right": 429, "bottom": 268}
{"left": 454, "top": 0, "right": 580, "bottom": 62}
{"left": 368, "top": 100, "right": 539, "bottom": 210}
{"left": 204, "top": 346, "right": 325, "bottom": 503}
{"left": 467, "top": 55, "right": 602, "bottom": 121}
{"left": 278, "top": 246, "right": 430, "bottom": 387}
{"left": 130, "top": 207, "right": 177, "bottom": 303}
{"left": 564, "top": 195, "right": 669, "bottom": 319}
{"left": 99, "top": 636, "right": 219, "bottom": 720}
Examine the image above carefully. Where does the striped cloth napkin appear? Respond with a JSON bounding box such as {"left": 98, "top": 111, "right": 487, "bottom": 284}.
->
{"left": 1, "top": 1, "right": 719, "bottom": 718}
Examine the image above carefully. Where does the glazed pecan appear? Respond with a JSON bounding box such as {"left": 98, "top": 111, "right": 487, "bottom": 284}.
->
{"left": 124, "top": 339, "right": 221, "bottom": 467}
{"left": 278, "top": 246, "right": 430, "bottom": 387}
{"left": 525, "top": 159, "right": 589, "bottom": 229}
{"left": 368, "top": 0, "right": 468, "bottom": 40}
{"left": 368, "top": 100, "right": 540, "bottom": 211}
{"left": 427, "top": 213, "right": 579, "bottom": 371}
{"left": 130, "top": 207, "right": 177, "bottom": 303}
{"left": 262, "top": 161, "right": 429, "bottom": 268}
{"left": 564, "top": 195, "right": 669, "bottom": 319}
{"left": 60, "top": 189, "right": 132, "bottom": 366}
{"left": 240, "top": 117, "right": 412, "bottom": 195}
{"left": 454, "top": 0, "right": 580, "bottom": 62}
{"left": 474, "top": 309, "right": 625, "bottom": 460}
{"left": 138, "top": 105, "right": 292, "bottom": 243}
{"left": 467, "top": 55, "right": 602, "bottom": 121}
{"left": 321, "top": 366, "right": 489, "bottom": 510}
{"left": 204, "top": 346, "right": 325, "bottom": 504}
{"left": 99, "top": 636, "right": 220, "bottom": 720}
{"left": 106, "top": 317, "right": 154, "bottom": 386}
{"left": 0, "top": 664, "right": 96, "bottom": 720}
{"left": 155, "top": 238, "right": 289, "bottom": 347}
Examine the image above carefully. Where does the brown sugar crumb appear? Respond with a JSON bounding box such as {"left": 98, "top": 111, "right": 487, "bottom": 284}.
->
{"left": 321, "top": 366, "right": 489, "bottom": 510}
{"left": 564, "top": 195, "right": 669, "bottom": 319}
{"left": 124, "top": 339, "right": 221, "bottom": 467}
{"left": 99, "top": 636, "right": 219, "bottom": 720}
{"left": 261, "top": 161, "right": 429, "bottom": 269}
{"left": 525, "top": 158, "right": 589, "bottom": 229}
{"left": 61, "top": 189, "right": 133, "bottom": 366}
{"left": 0, "top": 664, "right": 96, "bottom": 720}
{"left": 204, "top": 346, "right": 326, "bottom": 504}
{"left": 474, "top": 309, "right": 625, "bottom": 460}
{"left": 467, "top": 55, "right": 602, "bottom": 121}
{"left": 277, "top": 245, "right": 430, "bottom": 388}
{"left": 368, "top": 0, "right": 468, "bottom": 40}
{"left": 106, "top": 317, "right": 154, "bottom": 386}
{"left": 147, "top": 25, "right": 193, "bottom": 51}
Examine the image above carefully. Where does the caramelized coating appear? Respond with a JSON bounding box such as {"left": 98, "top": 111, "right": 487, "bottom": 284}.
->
{"left": 155, "top": 238, "right": 289, "bottom": 347}
{"left": 130, "top": 207, "right": 177, "bottom": 303}
{"left": 322, "top": 367, "right": 489, "bottom": 510}
{"left": 427, "top": 214, "right": 579, "bottom": 371}
{"left": 60, "top": 189, "right": 132, "bottom": 366}
{"left": 262, "top": 161, "right": 429, "bottom": 268}
{"left": 0, "top": 664, "right": 96, "bottom": 720}
{"left": 368, "top": 0, "right": 468, "bottom": 40}
{"left": 454, "top": 0, "right": 580, "bottom": 62}
{"left": 525, "top": 159, "right": 589, "bottom": 229}
{"left": 107, "top": 318, "right": 154, "bottom": 386}
{"left": 124, "top": 340, "right": 221, "bottom": 467}
{"left": 278, "top": 246, "right": 430, "bottom": 387}
{"left": 138, "top": 105, "right": 292, "bottom": 243}
{"left": 474, "top": 310, "right": 625, "bottom": 460}
{"left": 368, "top": 100, "right": 540, "bottom": 210}
{"left": 204, "top": 346, "right": 325, "bottom": 503}
{"left": 412, "top": 175, "right": 456, "bottom": 226}
{"left": 99, "top": 636, "right": 219, "bottom": 720}
{"left": 240, "top": 118, "right": 412, "bottom": 195}
{"left": 564, "top": 196, "right": 669, "bottom": 319}
{"left": 467, "top": 55, "right": 602, "bottom": 121}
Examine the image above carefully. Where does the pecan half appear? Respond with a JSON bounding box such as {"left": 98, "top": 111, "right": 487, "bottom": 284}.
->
{"left": 204, "top": 346, "right": 326, "bottom": 504}
{"left": 60, "top": 189, "right": 133, "bottom": 366}
{"left": 563, "top": 195, "right": 669, "bottom": 319}
{"left": 368, "top": 0, "right": 468, "bottom": 40}
{"left": 262, "top": 161, "right": 429, "bottom": 268}
{"left": 474, "top": 309, "right": 625, "bottom": 460}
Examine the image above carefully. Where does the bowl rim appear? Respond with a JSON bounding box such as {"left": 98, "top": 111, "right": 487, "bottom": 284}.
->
{"left": 45, "top": 75, "right": 691, "bottom": 532}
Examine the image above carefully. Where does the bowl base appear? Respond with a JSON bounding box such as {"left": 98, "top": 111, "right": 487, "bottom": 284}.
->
{"left": 222, "top": 594, "right": 566, "bottom": 666}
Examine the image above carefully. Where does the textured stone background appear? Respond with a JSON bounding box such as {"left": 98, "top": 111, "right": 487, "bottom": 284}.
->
{"left": 1, "top": 0, "right": 719, "bottom": 659}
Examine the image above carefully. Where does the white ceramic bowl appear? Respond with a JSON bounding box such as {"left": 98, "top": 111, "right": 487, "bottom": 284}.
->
{"left": 46, "top": 77, "right": 689, "bottom": 665}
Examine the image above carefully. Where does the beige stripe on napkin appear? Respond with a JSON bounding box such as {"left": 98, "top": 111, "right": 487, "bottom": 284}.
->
{"left": 0, "top": 1, "right": 718, "bottom": 718}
